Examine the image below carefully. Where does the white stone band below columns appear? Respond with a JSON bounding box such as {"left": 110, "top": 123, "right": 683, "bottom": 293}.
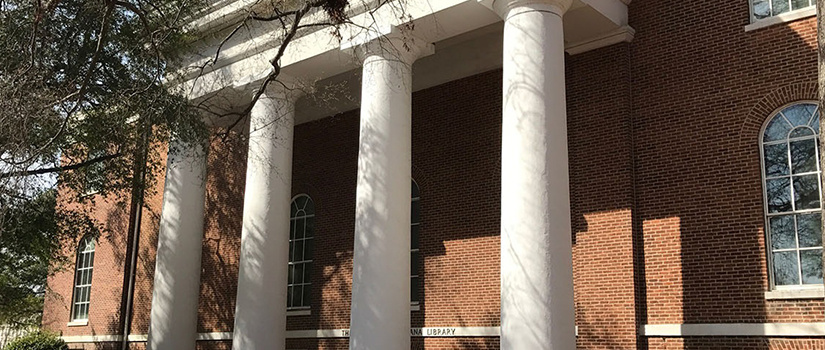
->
{"left": 147, "top": 137, "right": 208, "bottom": 350}
{"left": 344, "top": 27, "right": 433, "bottom": 350}
{"left": 497, "top": 1, "right": 575, "bottom": 350}
{"left": 232, "top": 86, "right": 298, "bottom": 350}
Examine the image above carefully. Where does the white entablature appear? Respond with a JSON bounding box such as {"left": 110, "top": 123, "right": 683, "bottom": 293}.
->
{"left": 176, "top": 0, "right": 632, "bottom": 123}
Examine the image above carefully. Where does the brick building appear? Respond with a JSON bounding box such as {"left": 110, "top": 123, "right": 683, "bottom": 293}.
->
{"left": 41, "top": 0, "right": 825, "bottom": 349}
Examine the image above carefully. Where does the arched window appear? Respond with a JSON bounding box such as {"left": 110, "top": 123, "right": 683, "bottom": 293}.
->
{"left": 71, "top": 236, "right": 95, "bottom": 321}
{"left": 288, "top": 195, "right": 314, "bottom": 309}
{"left": 761, "top": 102, "right": 823, "bottom": 288}
{"left": 411, "top": 180, "right": 421, "bottom": 304}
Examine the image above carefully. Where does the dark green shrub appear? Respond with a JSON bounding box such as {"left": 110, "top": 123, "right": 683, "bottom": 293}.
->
{"left": 4, "top": 331, "right": 67, "bottom": 350}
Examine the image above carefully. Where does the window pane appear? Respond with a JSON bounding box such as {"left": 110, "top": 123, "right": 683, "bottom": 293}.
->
{"left": 790, "top": 139, "right": 817, "bottom": 174}
{"left": 293, "top": 285, "right": 303, "bottom": 307}
{"left": 791, "top": 0, "right": 810, "bottom": 9}
{"left": 793, "top": 175, "right": 821, "bottom": 210}
{"left": 770, "top": 215, "right": 796, "bottom": 249}
{"left": 411, "top": 251, "right": 420, "bottom": 275}
{"left": 302, "top": 283, "right": 311, "bottom": 307}
{"left": 809, "top": 109, "right": 820, "bottom": 133}
{"left": 411, "top": 201, "right": 420, "bottom": 225}
{"left": 801, "top": 249, "right": 823, "bottom": 284}
{"left": 305, "top": 217, "right": 315, "bottom": 238}
{"left": 295, "top": 218, "right": 305, "bottom": 239}
{"left": 289, "top": 241, "right": 294, "bottom": 261}
{"left": 294, "top": 263, "right": 304, "bottom": 284}
{"left": 753, "top": 0, "right": 771, "bottom": 18}
{"left": 773, "top": 251, "right": 801, "bottom": 285}
{"left": 789, "top": 127, "right": 814, "bottom": 138}
{"left": 288, "top": 264, "right": 294, "bottom": 284}
{"left": 411, "top": 225, "right": 420, "bottom": 249}
{"left": 77, "top": 304, "right": 87, "bottom": 320}
{"left": 295, "top": 196, "right": 307, "bottom": 210}
{"left": 764, "top": 115, "right": 793, "bottom": 141}
{"left": 773, "top": 0, "right": 790, "bottom": 14}
{"left": 411, "top": 181, "right": 420, "bottom": 198}
{"left": 287, "top": 286, "right": 294, "bottom": 307}
{"left": 767, "top": 177, "right": 792, "bottom": 213}
{"left": 783, "top": 104, "right": 817, "bottom": 127}
{"left": 289, "top": 220, "right": 296, "bottom": 240}
{"left": 303, "top": 197, "right": 315, "bottom": 214}
{"left": 303, "top": 262, "right": 312, "bottom": 283}
{"left": 304, "top": 239, "right": 313, "bottom": 260}
{"left": 764, "top": 143, "right": 789, "bottom": 177}
{"left": 294, "top": 240, "right": 304, "bottom": 262}
{"left": 797, "top": 213, "right": 822, "bottom": 248}
{"left": 411, "top": 276, "right": 420, "bottom": 303}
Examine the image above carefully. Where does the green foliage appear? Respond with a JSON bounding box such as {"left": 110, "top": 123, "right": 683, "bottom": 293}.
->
{"left": 0, "top": 189, "right": 75, "bottom": 326}
{"left": 3, "top": 331, "right": 68, "bottom": 350}
{"left": 0, "top": 2, "right": 208, "bottom": 320}
{"left": 0, "top": 0, "right": 209, "bottom": 200}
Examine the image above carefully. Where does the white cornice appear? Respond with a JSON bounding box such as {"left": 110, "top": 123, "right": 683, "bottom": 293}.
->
{"left": 565, "top": 25, "right": 635, "bottom": 55}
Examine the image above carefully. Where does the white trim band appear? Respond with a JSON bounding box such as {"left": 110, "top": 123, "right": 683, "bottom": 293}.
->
{"left": 765, "top": 287, "right": 825, "bottom": 300}
{"left": 644, "top": 323, "right": 825, "bottom": 337}
{"left": 286, "top": 309, "right": 312, "bottom": 317}
{"left": 565, "top": 25, "right": 635, "bottom": 55}
{"left": 62, "top": 335, "right": 123, "bottom": 343}
{"left": 61, "top": 327, "right": 502, "bottom": 343}
{"left": 284, "top": 327, "right": 501, "bottom": 339}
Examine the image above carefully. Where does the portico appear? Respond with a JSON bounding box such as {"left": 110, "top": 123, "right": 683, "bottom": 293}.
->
{"left": 146, "top": 1, "right": 633, "bottom": 349}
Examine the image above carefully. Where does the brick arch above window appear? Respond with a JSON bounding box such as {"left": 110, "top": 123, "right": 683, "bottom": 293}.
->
{"left": 740, "top": 81, "right": 818, "bottom": 148}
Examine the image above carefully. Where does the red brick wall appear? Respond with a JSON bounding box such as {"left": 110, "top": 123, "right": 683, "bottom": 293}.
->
{"left": 567, "top": 42, "right": 638, "bottom": 349}
{"left": 42, "top": 193, "right": 130, "bottom": 336}
{"left": 629, "top": 0, "right": 820, "bottom": 329}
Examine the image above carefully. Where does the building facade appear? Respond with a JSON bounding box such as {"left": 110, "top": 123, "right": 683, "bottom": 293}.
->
{"left": 41, "top": 0, "right": 825, "bottom": 349}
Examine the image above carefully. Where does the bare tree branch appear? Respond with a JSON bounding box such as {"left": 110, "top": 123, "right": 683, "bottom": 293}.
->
{"left": 0, "top": 153, "right": 122, "bottom": 179}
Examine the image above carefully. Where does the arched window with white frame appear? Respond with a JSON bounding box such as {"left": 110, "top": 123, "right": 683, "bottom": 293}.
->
{"left": 71, "top": 236, "right": 95, "bottom": 321}
{"left": 288, "top": 194, "right": 314, "bottom": 309}
{"left": 761, "top": 101, "right": 823, "bottom": 288}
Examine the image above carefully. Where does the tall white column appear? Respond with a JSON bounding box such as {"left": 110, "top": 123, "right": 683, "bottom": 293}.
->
{"left": 232, "top": 84, "right": 299, "bottom": 350}
{"left": 343, "top": 27, "right": 432, "bottom": 350}
{"left": 147, "top": 137, "right": 207, "bottom": 350}
{"left": 491, "top": 0, "right": 576, "bottom": 349}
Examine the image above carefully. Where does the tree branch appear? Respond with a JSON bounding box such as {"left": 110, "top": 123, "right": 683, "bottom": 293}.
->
{"left": 0, "top": 153, "right": 122, "bottom": 179}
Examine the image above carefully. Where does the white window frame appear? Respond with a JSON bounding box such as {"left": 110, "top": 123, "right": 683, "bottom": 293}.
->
{"left": 70, "top": 236, "right": 95, "bottom": 322}
{"left": 287, "top": 194, "right": 314, "bottom": 310}
{"left": 759, "top": 100, "right": 824, "bottom": 291}
{"left": 748, "top": 0, "right": 815, "bottom": 26}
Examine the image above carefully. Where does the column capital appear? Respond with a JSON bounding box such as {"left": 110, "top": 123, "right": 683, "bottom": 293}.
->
{"left": 341, "top": 24, "right": 434, "bottom": 66}
{"left": 479, "top": 0, "right": 573, "bottom": 19}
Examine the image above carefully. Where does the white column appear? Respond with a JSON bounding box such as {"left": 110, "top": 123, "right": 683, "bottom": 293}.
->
{"left": 493, "top": 0, "right": 576, "bottom": 349}
{"left": 147, "top": 137, "right": 207, "bottom": 350}
{"left": 343, "top": 27, "right": 432, "bottom": 350}
{"left": 232, "top": 84, "right": 299, "bottom": 350}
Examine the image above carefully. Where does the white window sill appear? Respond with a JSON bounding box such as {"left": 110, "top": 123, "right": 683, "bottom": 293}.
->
{"left": 287, "top": 309, "right": 311, "bottom": 316}
{"left": 765, "top": 287, "right": 824, "bottom": 300}
{"left": 411, "top": 303, "right": 420, "bottom": 312}
{"left": 67, "top": 320, "right": 88, "bottom": 327}
{"left": 745, "top": 7, "right": 816, "bottom": 32}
